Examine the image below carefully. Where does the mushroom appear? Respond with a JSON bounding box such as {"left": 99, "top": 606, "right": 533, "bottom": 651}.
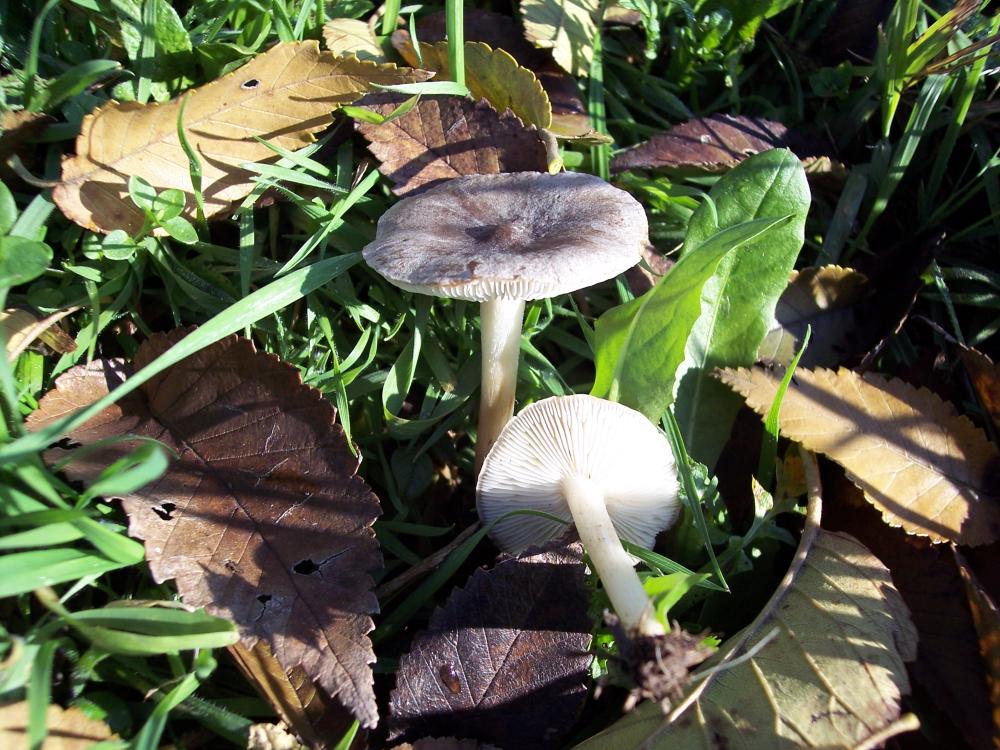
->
{"left": 476, "top": 394, "right": 680, "bottom": 636}
{"left": 362, "top": 172, "right": 649, "bottom": 471}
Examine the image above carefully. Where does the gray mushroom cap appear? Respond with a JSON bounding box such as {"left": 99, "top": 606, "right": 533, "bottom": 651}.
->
{"left": 477, "top": 394, "right": 681, "bottom": 553}
{"left": 362, "top": 172, "right": 649, "bottom": 301}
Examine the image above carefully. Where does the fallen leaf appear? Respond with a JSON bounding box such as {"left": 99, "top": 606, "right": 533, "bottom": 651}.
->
{"left": 611, "top": 114, "right": 827, "bottom": 175}
{"left": 393, "top": 40, "right": 552, "bottom": 129}
{"left": 575, "top": 531, "right": 918, "bottom": 749}
{"left": 718, "top": 366, "right": 1000, "bottom": 545}
{"left": 959, "top": 347, "right": 1000, "bottom": 435}
{"left": 389, "top": 542, "right": 593, "bottom": 750}
{"left": 2, "top": 306, "right": 78, "bottom": 363}
{"left": 757, "top": 265, "right": 870, "bottom": 367}
{"left": 0, "top": 702, "right": 118, "bottom": 748}
{"left": 0, "top": 110, "right": 52, "bottom": 175}
{"left": 53, "top": 41, "right": 431, "bottom": 233}
{"left": 322, "top": 18, "right": 384, "bottom": 62}
{"left": 521, "top": 0, "right": 601, "bottom": 77}
{"left": 354, "top": 93, "right": 547, "bottom": 196}
{"left": 956, "top": 549, "right": 1000, "bottom": 745}
{"left": 823, "top": 468, "right": 995, "bottom": 749}
{"left": 27, "top": 331, "right": 383, "bottom": 728}
{"left": 393, "top": 13, "right": 601, "bottom": 141}
{"left": 230, "top": 641, "right": 356, "bottom": 749}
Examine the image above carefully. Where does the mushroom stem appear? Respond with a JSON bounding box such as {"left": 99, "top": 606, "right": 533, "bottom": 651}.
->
{"left": 475, "top": 297, "right": 525, "bottom": 473}
{"left": 561, "top": 474, "right": 666, "bottom": 636}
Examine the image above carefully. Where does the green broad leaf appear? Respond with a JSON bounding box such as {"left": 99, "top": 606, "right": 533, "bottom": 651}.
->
{"left": 0, "top": 180, "right": 16, "bottom": 235}
{"left": 674, "top": 149, "right": 809, "bottom": 468}
{"left": 127, "top": 175, "right": 157, "bottom": 213}
{"left": 153, "top": 188, "right": 187, "bottom": 221}
{"left": 160, "top": 216, "right": 198, "bottom": 245}
{"left": 102, "top": 229, "right": 137, "bottom": 261}
{"left": 0, "top": 236, "right": 53, "bottom": 289}
{"left": 591, "top": 215, "right": 792, "bottom": 421}
{"left": 0, "top": 548, "right": 128, "bottom": 597}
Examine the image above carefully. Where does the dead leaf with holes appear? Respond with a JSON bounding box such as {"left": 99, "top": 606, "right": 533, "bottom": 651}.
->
{"left": 354, "top": 93, "right": 548, "bottom": 196}
{"left": 52, "top": 41, "right": 431, "bottom": 234}
{"left": 576, "top": 531, "right": 918, "bottom": 749}
{"left": 322, "top": 18, "right": 384, "bottom": 62}
{"left": 393, "top": 40, "right": 552, "bottom": 130}
{"left": 389, "top": 542, "right": 593, "bottom": 750}
{"left": 718, "top": 366, "right": 1000, "bottom": 545}
{"left": 611, "top": 114, "right": 829, "bottom": 175}
{"left": 0, "top": 702, "right": 118, "bottom": 748}
{"left": 27, "top": 330, "right": 383, "bottom": 728}
{"left": 756, "top": 265, "right": 870, "bottom": 367}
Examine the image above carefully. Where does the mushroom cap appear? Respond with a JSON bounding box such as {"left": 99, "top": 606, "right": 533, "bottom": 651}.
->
{"left": 362, "top": 172, "right": 649, "bottom": 302}
{"left": 476, "top": 394, "right": 680, "bottom": 553}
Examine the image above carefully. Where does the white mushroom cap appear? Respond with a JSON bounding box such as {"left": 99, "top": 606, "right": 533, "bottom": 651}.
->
{"left": 477, "top": 395, "right": 680, "bottom": 553}
{"left": 362, "top": 172, "right": 649, "bottom": 301}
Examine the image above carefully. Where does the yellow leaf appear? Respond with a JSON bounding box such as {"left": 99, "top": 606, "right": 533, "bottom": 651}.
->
{"left": 719, "top": 366, "right": 1000, "bottom": 545}
{"left": 521, "top": 0, "right": 600, "bottom": 77}
{"left": 398, "top": 40, "right": 552, "bottom": 129}
{"left": 322, "top": 18, "right": 384, "bottom": 62}
{"left": 0, "top": 702, "right": 118, "bottom": 749}
{"left": 53, "top": 41, "right": 431, "bottom": 233}
{"left": 2, "top": 307, "right": 78, "bottom": 363}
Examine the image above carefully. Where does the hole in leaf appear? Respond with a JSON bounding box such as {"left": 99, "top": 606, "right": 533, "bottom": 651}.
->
{"left": 54, "top": 437, "right": 82, "bottom": 450}
{"left": 294, "top": 559, "right": 320, "bottom": 575}
{"left": 152, "top": 502, "right": 176, "bottom": 521}
{"left": 241, "top": 79, "right": 260, "bottom": 89}
{"left": 257, "top": 594, "right": 272, "bottom": 605}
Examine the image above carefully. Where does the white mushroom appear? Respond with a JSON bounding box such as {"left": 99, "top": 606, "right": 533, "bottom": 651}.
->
{"left": 477, "top": 394, "right": 680, "bottom": 636}
{"left": 362, "top": 172, "right": 649, "bottom": 472}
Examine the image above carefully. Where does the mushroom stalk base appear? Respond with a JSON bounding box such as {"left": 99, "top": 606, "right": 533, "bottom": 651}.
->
{"left": 562, "top": 474, "right": 665, "bottom": 636}
{"left": 475, "top": 297, "right": 525, "bottom": 473}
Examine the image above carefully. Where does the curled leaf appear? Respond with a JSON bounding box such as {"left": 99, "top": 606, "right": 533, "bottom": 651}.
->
{"left": 719, "top": 366, "right": 1000, "bottom": 545}
{"left": 28, "top": 331, "right": 383, "bottom": 727}
{"left": 354, "top": 93, "right": 547, "bottom": 196}
{"left": 53, "top": 41, "right": 431, "bottom": 233}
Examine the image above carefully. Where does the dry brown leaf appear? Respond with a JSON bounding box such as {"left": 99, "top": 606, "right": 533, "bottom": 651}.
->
{"left": 757, "top": 265, "right": 869, "bottom": 367}
{"left": 322, "top": 18, "right": 384, "bottom": 62}
{"left": 611, "top": 114, "right": 827, "bottom": 174}
{"left": 823, "top": 468, "right": 995, "bottom": 749}
{"left": 393, "top": 40, "right": 552, "bottom": 129}
{"left": 389, "top": 542, "right": 593, "bottom": 750}
{"left": 391, "top": 15, "right": 604, "bottom": 142}
{"left": 230, "top": 641, "right": 356, "bottom": 749}
{"left": 521, "top": 0, "right": 601, "bottom": 77}
{"left": 248, "top": 722, "right": 306, "bottom": 750}
{"left": 2, "top": 306, "right": 78, "bottom": 363}
{"left": 956, "top": 549, "right": 1000, "bottom": 746}
{"left": 960, "top": 347, "right": 1000, "bottom": 435}
{"left": 0, "top": 702, "right": 117, "bottom": 748}
{"left": 53, "top": 41, "right": 431, "bottom": 233}
{"left": 719, "top": 366, "right": 1000, "bottom": 545}
{"left": 354, "top": 93, "right": 547, "bottom": 196}
{"left": 27, "top": 331, "right": 383, "bottom": 727}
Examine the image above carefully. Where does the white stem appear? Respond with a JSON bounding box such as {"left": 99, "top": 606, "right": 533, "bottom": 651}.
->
{"left": 475, "top": 297, "right": 525, "bottom": 474}
{"left": 562, "top": 474, "right": 665, "bottom": 636}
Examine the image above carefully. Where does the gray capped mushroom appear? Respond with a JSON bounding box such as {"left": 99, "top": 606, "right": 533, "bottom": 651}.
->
{"left": 477, "top": 394, "right": 680, "bottom": 636}
{"left": 362, "top": 172, "right": 649, "bottom": 471}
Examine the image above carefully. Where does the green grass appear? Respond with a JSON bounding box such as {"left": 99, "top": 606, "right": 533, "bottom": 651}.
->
{"left": 1, "top": 0, "right": 998, "bottom": 746}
